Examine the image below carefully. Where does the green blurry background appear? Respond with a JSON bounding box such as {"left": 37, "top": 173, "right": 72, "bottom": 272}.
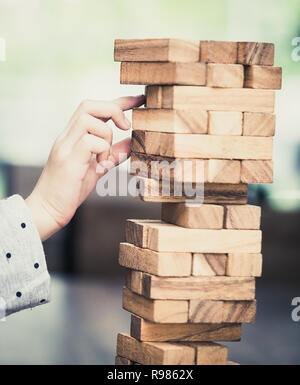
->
{"left": 0, "top": 0, "right": 299, "bottom": 365}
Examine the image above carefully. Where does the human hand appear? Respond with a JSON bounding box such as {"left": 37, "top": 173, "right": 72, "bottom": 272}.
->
{"left": 26, "top": 95, "right": 145, "bottom": 241}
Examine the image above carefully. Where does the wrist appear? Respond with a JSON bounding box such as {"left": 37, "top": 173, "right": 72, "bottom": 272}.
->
{"left": 25, "top": 192, "right": 62, "bottom": 241}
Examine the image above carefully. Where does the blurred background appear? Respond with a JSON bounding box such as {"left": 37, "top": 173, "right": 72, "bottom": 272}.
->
{"left": 0, "top": 0, "right": 299, "bottom": 365}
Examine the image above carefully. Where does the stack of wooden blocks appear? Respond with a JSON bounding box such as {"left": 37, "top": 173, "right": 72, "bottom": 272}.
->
{"left": 114, "top": 39, "right": 281, "bottom": 365}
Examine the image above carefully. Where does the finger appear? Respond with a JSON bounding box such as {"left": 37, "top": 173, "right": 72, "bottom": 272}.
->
{"left": 113, "top": 95, "right": 145, "bottom": 112}
{"left": 67, "top": 113, "right": 113, "bottom": 145}
{"left": 96, "top": 137, "right": 131, "bottom": 173}
{"left": 75, "top": 134, "right": 110, "bottom": 163}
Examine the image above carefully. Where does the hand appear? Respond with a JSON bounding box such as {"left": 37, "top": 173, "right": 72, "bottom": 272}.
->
{"left": 26, "top": 95, "right": 145, "bottom": 241}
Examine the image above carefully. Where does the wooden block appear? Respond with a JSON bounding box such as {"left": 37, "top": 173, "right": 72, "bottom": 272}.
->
{"left": 136, "top": 177, "right": 248, "bottom": 204}
{"left": 125, "top": 219, "right": 262, "bottom": 253}
{"left": 193, "top": 254, "right": 227, "bottom": 276}
{"left": 206, "top": 64, "right": 244, "bottom": 88}
{"left": 114, "top": 39, "right": 200, "bottom": 62}
{"left": 132, "top": 108, "right": 208, "bottom": 134}
{"left": 161, "top": 203, "right": 224, "bottom": 229}
{"left": 208, "top": 111, "right": 243, "bottom": 136}
{"left": 122, "top": 287, "right": 189, "bottom": 323}
{"left": 121, "top": 62, "right": 206, "bottom": 86}
{"left": 189, "top": 300, "right": 256, "bottom": 323}
{"left": 241, "top": 160, "right": 273, "bottom": 183}
{"left": 117, "top": 333, "right": 196, "bottom": 365}
{"left": 131, "top": 315, "right": 241, "bottom": 342}
{"left": 125, "top": 270, "right": 143, "bottom": 294}
{"left": 127, "top": 271, "right": 255, "bottom": 300}
{"left": 237, "top": 42, "right": 274, "bottom": 65}
{"left": 119, "top": 242, "right": 192, "bottom": 277}
{"left": 200, "top": 41, "right": 237, "bottom": 64}
{"left": 146, "top": 85, "right": 162, "bottom": 108}
{"left": 125, "top": 219, "right": 160, "bottom": 248}
{"left": 146, "top": 85, "right": 275, "bottom": 112}
{"left": 131, "top": 152, "right": 208, "bottom": 183}
{"left": 225, "top": 204, "right": 261, "bottom": 229}
{"left": 132, "top": 130, "right": 273, "bottom": 160}
{"left": 189, "top": 300, "right": 224, "bottom": 323}
{"left": 244, "top": 65, "right": 282, "bottom": 89}
{"left": 115, "top": 356, "right": 133, "bottom": 365}
{"left": 183, "top": 341, "right": 228, "bottom": 365}
{"left": 222, "top": 300, "right": 256, "bottom": 323}
{"left": 226, "top": 253, "right": 262, "bottom": 277}
{"left": 207, "top": 160, "right": 241, "bottom": 184}
{"left": 243, "top": 112, "right": 275, "bottom": 137}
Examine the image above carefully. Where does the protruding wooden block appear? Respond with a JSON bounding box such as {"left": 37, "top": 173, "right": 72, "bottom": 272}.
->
{"left": 206, "top": 63, "right": 244, "bottom": 88}
{"left": 125, "top": 270, "right": 143, "bottom": 295}
{"left": 117, "top": 333, "right": 196, "bottom": 365}
{"left": 119, "top": 243, "right": 192, "bottom": 277}
{"left": 132, "top": 130, "right": 273, "bottom": 159}
{"left": 130, "top": 315, "right": 242, "bottom": 342}
{"left": 183, "top": 341, "right": 228, "bottom": 365}
{"left": 192, "top": 253, "right": 227, "bottom": 276}
{"left": 114, "top": 39, "right": 200, "bottom": 62}
{"left": 122, "top": 287, "right": 189, "bottom": 323}
{"left": 241, "top": 160, "right": 273, "bottom": 183}
{"left": 225, "top": 204, "right": 261, "bottom": 229}
{"left": 161, "top": 203, "right": 224, "bottom": 229}
{"left": 136, "top": 177, "right": 248, "bottom": 204}
{"left": 244, "top": 65, "right": 282, "bottom": 89}
{"left": 125, "top": 219, "right": 160, "bottom": 248}
{"left": 132, "top": 108, "right": 208, "bottom": 134}
{"left": 131, "top": 152, "right": 207, "bottom": 183}
{"left": 146, "top": 85, "right": 275, "bottom": 112}
{"left": 237, "top": 42, "right": 274, "bottom": 65}
{"left": 200, "top": 41, "right": 237, "bottom": 64}
{"left": 208, "top": 111, "right": 243, "bottom": 136}
{"left": 189, "top": 300, "right": 256, "bottom": 323}
{"left": 127, "top": 271, "right": 256, "bottom": 300}
{"left": 121, "top": 62, "right": 206, "bottom": 85}
{"left": 207, "top": 160, "right": 241, "bottom": 184}
{"left": 226, "top": 253, "right": 262, "bottom": 277}
{"left": 125, "top": 219, "right": 262, "bottom": 253}
{"left": 243, "top": 112, "right": 275, "bottom": 137}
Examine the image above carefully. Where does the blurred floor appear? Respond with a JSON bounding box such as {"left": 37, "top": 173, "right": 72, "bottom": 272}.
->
{"left": 0, "top": 275, "right": 299, "bottom": 365}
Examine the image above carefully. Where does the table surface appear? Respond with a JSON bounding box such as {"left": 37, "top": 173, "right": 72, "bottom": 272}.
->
{"left": 0, "top": 275, "right": 299, "bottom": 365}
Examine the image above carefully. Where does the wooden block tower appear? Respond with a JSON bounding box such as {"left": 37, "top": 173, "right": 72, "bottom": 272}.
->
{"left": 114, "top": 39, "right": 281, "bottom": 365}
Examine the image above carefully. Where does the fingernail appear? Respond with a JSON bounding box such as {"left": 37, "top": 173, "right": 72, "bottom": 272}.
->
{"left": 124, "top": 117, "right": 131, "bottom": 129}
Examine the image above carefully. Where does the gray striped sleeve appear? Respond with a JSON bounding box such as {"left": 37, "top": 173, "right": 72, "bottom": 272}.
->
{"left": 0, "top": 194, "right": 50, "bottom": 319}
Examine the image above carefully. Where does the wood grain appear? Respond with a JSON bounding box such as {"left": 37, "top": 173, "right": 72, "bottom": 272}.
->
{"left": 243, "top": 112, "right": 275, "bottom": 137}
{"left": 119, "top": 242, "right": 192, "bottom": 277}
{"left": 200, "top": 41, "right": 237, "bottom": 63}
{"left": 122, "top": 287, "right": 189, "bottom": 323}
{"left": 136, "top": 177, "right": 248, "bottom": 204}
{"left": 130, "top": 315, "right": 241, "bottom": 342}
{"left": 237, "top": 42, "right": 274, "bottom": 65}
{"left": 226, "top": 253, "right": 262, "bottom": 277}
{"left": 207, "top": 160, "right": 241, "bottom": 184}
{"left": 121, "top": 62, "right": 206, "bottom": 85}
{"left": 117, "top": 333, "right": 196, "bottom": 365}
{"left": 192, "top": 253, "right": 227, "bottom": 276}
{"left": 127, "top": 271, "right": 255, "bottom": 300}
{"left": 182, "top": 341, "right": 228, "bottom": 365}
{"left": 161, "top": 203, "right": 224, "bottom": 229}
{"left": 115, "top": 356, "right": 134, "bottom": 365}
{"left": 189, "top": 300, "right": 256, "bottom": 323}
{"left": 145, "top": 85, "right": 275, "bottom": 112}
{"left": 208, "top": 111, "right": 243, "bottom": 136}
{"left": 131, "top": 130, "right": 273, "bottom": 160}
{"left": 241, "top": 160, "right": 273, "bottom": 183}
{"left": 206, "top": 63, "right": 244, "bottom": 88}
{"left": 132, "top": 108, "right": 208, "bottom": 134}
{"left": 224, "top": 204, "right": 261, "bottom": 229}
{"left": 114, "top": 38, "right": 200, "bottom": 62}
{"left": 244, "top": 65, "right": 282, "bottom": 89}
{"left": 125, "top": 219, "right": 262, "bottom": 253}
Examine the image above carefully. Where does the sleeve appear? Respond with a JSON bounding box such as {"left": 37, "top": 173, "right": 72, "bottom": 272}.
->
{"left": 0, "top": 194, "right": 51, "bottom": 320}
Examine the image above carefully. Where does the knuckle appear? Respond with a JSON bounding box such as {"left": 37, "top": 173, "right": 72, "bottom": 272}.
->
{"left": 79, "top": 99, "right": 91, "bottom": 112}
